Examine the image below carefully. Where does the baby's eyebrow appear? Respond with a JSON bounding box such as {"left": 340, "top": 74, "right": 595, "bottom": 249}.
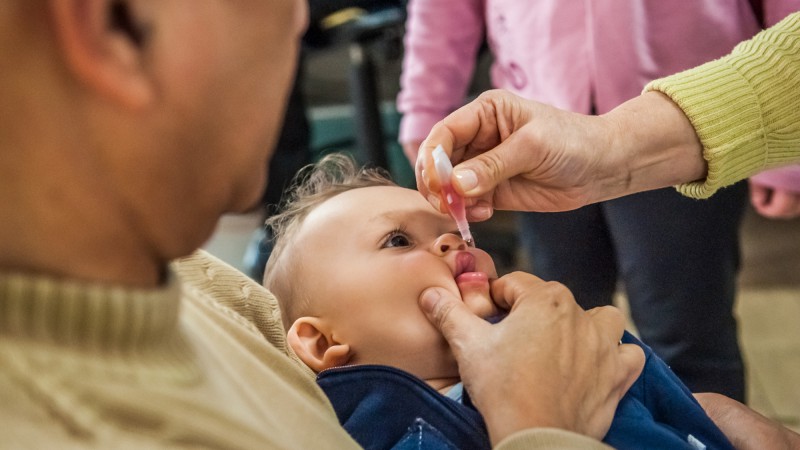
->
{"left": 368, "top": 208, "right": 450, "bottom": 226}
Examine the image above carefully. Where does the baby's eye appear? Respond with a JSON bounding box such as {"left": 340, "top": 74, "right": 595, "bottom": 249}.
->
{"left": 382, "top": 231, "right": 412, "bottom": 248}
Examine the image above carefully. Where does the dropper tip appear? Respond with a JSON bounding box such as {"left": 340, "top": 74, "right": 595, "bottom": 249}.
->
{"left": 461, "top": 229, "right": 475, "bottom": 247}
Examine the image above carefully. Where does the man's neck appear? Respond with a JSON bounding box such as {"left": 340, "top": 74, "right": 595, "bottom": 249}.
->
{"left": 0, "top": 171, "right": 165, "bottom": 287}
{"left": 0, "top": 29, "right": 176, "bottom": 288}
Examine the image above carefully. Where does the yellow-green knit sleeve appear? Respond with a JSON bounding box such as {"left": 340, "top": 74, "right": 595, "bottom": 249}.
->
{"left": 644, "top": 12, "right": 800, "bottom": 199}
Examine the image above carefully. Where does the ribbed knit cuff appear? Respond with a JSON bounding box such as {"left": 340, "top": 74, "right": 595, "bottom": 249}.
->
{"left": 645, "top": 55, "right": 767, "bottom": 198}
{"left": 645, "top": 12, "right": 800, "bottom": 199}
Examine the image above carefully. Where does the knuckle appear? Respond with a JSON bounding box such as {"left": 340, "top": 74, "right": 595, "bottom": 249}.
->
{"left": 477, "top": 89, "right": 505, "bottom": 102}
{"left": 505, "top": 270, "right": 529, "bottom": 282}
{"left": 540, "top": 280, "right": 572, "bottom": 298}
{"left": 475, "top": 152, "right": 506, "bottom": 183}
{"left": 592, "top": 305, "right": 621, "bottom": 317}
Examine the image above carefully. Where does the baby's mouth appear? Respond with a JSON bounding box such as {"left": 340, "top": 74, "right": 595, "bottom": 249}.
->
{"left": 454, "top": 252, "right": 488, "bottom": 285}
{"left": 454, "top": 251, "right": 476, "bottom": 276}
{"left": 453, "top": 251, "right": 495, "bottom": 319}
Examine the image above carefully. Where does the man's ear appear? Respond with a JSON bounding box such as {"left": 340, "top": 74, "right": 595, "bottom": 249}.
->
{"left": 287, "top": 317, "right": 352, "bottom": 373}
{"left": 48, "top": 0, "right": 154, "bottom": 109}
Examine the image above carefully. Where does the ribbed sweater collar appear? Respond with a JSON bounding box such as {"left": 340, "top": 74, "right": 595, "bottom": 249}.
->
{"left": 0, "top": 270, "right": 180, "bottom": 353}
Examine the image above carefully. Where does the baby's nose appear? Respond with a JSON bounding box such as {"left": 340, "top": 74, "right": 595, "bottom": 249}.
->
{"left": 434, "top": 233, "right": 467, "bottom": 255}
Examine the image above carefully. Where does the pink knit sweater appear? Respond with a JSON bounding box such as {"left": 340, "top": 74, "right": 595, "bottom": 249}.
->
{"left": 397, "top": 0, "right": 799, "bottom": 187}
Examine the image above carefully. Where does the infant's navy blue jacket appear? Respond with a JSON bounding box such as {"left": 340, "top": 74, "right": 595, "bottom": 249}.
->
{"left": 318, "top": 332, "right": 734, "bottom": 450}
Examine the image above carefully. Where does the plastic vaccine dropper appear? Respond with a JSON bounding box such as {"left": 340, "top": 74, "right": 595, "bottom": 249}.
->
{"left": 432, "top": 145, "right": 474, "bottom": 247}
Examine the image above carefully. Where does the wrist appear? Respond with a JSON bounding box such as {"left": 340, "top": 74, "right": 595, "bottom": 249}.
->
{"left": 481, "top": 394, "right": 604, "bottom": 446}
{"left": 599, "top": 92, "right": 706, "bottom": 200}
{"left": 483, "top": 409, "right": 565, "bottom": 446}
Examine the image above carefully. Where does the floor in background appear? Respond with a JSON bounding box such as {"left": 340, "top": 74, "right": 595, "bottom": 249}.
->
{"left": 735, "top": 207, "right": 800, "bottom": 432}
{"left": 204, "top": 205, "right": 800, "bottom": 433}
{"left": 738, "top": 288, "right": 800, "bottom": 432}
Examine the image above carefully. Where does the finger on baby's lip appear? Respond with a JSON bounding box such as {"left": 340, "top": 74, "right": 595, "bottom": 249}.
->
{"left": 457, "top": 274, "right": 500, "bottom": 319}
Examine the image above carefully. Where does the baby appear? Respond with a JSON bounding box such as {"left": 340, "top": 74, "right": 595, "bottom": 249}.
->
{"left": 264, "top": 154, "right": 733, "bottom": 450}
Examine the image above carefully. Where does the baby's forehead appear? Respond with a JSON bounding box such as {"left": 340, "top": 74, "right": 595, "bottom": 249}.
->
{"left": 297, "top": 185, "right": 449, "bottom": 238}
{"left": 332, "top": 185, "right": 428, "bottom": 207}
{"left": 314, "top": 185, "right": 436, "bottom": 221}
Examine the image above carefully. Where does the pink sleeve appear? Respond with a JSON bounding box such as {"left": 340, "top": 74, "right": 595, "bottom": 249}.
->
{"left": 750, "top": 165, "right": 800, "bottom": 193}
{"left": 397, "top": 0, "right": 486, "bottom": 144}
{"left": 762, "top": 0, "right": 800, "bottom": 27}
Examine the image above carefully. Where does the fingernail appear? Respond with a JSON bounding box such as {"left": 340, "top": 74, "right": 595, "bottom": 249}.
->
{"left": 454, "top": 169, "right": 478, "bottom": 193}
{"left": 469, "top": 205, "right": 493, "bottom": 221}
{"left": 421, "top": 168, "right": 429, "bottom": 186}
{"left": 419, "top": 288, "right": 442, "bottom": 313}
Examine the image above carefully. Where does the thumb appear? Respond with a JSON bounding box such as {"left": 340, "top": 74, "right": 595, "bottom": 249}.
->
{"left": 419, "top": 287, "right": 489, "bottom": 353}
{"left": 452, "top": 135, "right": 532, "bottom": 197}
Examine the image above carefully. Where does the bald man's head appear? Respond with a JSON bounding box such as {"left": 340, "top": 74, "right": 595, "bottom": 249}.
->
{"left": 0, "top": 0, "right": 307, "bottom": 285}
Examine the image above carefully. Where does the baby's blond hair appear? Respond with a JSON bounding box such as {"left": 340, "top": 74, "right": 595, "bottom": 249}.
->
{"left": 264, "top": 153, "right": 397, "bottom": 328}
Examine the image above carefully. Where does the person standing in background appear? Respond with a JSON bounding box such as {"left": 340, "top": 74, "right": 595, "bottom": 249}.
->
{"left": 398, "top": 0, "right": 799, "bottom": 401}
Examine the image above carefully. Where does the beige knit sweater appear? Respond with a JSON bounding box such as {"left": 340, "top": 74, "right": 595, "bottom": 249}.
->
{"left": 0, "top": 251, "right": 356, "bottom": 449}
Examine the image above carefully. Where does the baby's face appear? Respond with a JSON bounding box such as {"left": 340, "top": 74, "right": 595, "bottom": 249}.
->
{"left": 293, "top": 185, "right": 498, "bottom": 384}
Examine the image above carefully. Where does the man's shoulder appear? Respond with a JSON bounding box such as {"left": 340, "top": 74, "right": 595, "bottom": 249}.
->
{"left": 172, "top": 250, "right": 306, "bottom": 370}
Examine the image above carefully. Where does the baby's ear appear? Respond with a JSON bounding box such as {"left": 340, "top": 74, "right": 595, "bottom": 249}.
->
{"left": 287, "top": 317, "right": 351, "bottom": 373}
